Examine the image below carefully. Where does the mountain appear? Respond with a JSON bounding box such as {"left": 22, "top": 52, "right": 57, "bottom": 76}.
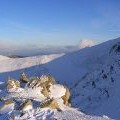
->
{"left": 0, "top": 37, "right": 120, "bottom": 119}
{"left": 0, "top": 74, "right": 109, "bottom": 120}
{"left": 0, "top": 53, "right": 64, "bottom": 72}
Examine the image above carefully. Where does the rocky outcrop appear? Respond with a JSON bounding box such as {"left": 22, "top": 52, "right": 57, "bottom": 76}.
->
{"left": 40, "top": 98, "right": 61, "bottom": 111}
{"left": 26, "top": 75, "right": 56, "bottom": 89}
{"left": 20, "top": 72, "right": 29, "bottom": 83}
{"left": 0, "top": 99, "right": 15, "bottom": 114}
{"left": 109, "top": 42, "right": 120, "bottom": 55}
{"left": 0, "top": 73, "right": 71, "bottom": 114}
{"left": 61, "top": 86, "right": 71, "bottom": 106}
{"left": 7, "top": 77, "right": 20, "bottom": 91}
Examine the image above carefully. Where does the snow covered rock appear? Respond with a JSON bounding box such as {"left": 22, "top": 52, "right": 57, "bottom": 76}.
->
{"left": 26, "top": 75, "right": 71, "bottom": 107}
{"left": 26, "top": 75, "right": 56, "bottom": 89}
{"left": 19, "top": 100, "right": 33, "bottom": 112}
{"left": 7, "top": 77, "right": 20, "bottom": 92}
{"left": 49, "top": 84, "right": 71, "bottom": 106}
{"left": 62, "top": 86, "right": 71, "bottom": 106}
{"left": 40, "top": 98, "right": 61, "bottom": 111}
{"left": 0, "top": 99, "right": 15, "bottom": 114}
{"left": 20, "top": 72, "right": 29, "bottom": 83}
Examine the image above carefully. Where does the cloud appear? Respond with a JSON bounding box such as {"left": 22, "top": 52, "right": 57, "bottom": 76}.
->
{"left": 0, "top": 39, "right": 95, "bottom": 56}
{"left": 79, "top": 39, "right": 95, "bottom": 49}
{"left": 0, "top": 43, "right": 79, "bottom": 56}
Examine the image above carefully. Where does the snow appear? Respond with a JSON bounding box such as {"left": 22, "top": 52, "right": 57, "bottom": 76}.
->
{"left": 0, "top": 55, "right": 9, "bottom": 61}
{"left": 49, "top": 84, "right": 66, "bottom": 98}
{"left": 22, "top": 105, "right": 33, "bottom": 112}
{"left": 7, "top": 107, "right": 109, "bottom": 120}
{"left": 0, "top": 37, "right": 120, "bottom": 119}
{"left": 0, "top": 53, "right": 64, "bottom": 72}
{"left": 7, "top": 87, "right": 46, "bottom": 102}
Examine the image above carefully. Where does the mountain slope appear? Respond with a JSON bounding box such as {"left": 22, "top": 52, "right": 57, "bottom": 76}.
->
{"left": 0, "top": 55, "right": 9, "bottom": 61}
{"left": 0, "top": 74, "right": 108, "bottom": 120}
{"left": 0, "top": 37, "right": 120, "bottom": 119}
{"left": 71, "top": 40, "right": 120, "bottom": 118}
{"left": 0, "top": 53, "right": 64, "bottom": 72}
{"left": 0, "top": 106, "right": 109, "bottom": 120}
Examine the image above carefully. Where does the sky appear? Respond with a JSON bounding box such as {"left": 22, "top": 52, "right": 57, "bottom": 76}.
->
{"left": 0, "top": 0, "right": 120, "bottom": 48}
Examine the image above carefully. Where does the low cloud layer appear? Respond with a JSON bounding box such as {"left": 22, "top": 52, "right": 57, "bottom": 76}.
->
{"left": 0, "top": 39, "right": 95, "bottom": 56}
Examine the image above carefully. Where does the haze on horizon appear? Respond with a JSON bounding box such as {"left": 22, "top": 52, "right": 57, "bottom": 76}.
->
{"left": 0, "top": 0, "right": 120, "bottom": 55}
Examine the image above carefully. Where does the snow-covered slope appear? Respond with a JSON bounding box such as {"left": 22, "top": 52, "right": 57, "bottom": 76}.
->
{"left": 0, "top": 55, "right": 9, "bottom": 61}
{"left": 0, "top": 37, "right": 120, "bottom": 119}
{"left": 0, "top": 53, "right": 64, "bottom": 72}
{"left": 0, "top": 75, "right": 108, "bottom": 120}
{"left": 16, "top": 108, "right": 110, "bottom": 120}
{"left": 0, "top": 106, "right": 109, "bottom": 120}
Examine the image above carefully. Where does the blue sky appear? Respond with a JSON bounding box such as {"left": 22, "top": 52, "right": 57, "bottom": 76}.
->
{"left": 0, "top": 0, "right": 120, "bottom": 47}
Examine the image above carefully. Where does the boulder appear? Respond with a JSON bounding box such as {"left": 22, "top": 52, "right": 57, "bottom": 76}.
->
{"left": 19, "top": 100, "right": 33, "bottom": 111}
{"left": 40, "top": 98, "right": 61, "bottom": 111}
{"left": 20, "top": 72, "right": 29, "bottom": 83}
{"left": 7, "top": 77, "right": 20, "bottom": 92}
{"left": 61, "top": 86, "right": 71, "bottom": 106}
{"left": 0, "top": 99, "right": 15, "bottom": 114}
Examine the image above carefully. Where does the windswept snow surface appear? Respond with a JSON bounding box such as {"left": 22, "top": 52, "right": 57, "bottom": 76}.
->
{"left": 11, "top": 107, "right": 110, "bottom": 120}
{"left": 0, "top": 55, "right": 9, "bottom": 61}
{"left": 0, "top": 80, "right": 109, "bottom": 120}
{"left": 0, "top": 38, "right": 120, "bottom": 119}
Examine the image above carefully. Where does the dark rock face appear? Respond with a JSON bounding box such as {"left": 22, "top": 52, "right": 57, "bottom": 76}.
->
{"left": 110, "top": 42, "right": 120, "bottom": 55}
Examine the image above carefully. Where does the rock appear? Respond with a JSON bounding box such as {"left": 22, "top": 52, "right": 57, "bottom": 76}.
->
{"left": 41, "top": 85, "right": 49, "bottom": 97}
{"left": 19, "top": 100, "right": 33, "bottom": 111}
{"left": 40, "top": 75, "right": 56, "bottom": 85}
{"left": 39, "top": 75, "right": 56, "bottom": 90}
{"left": 49, "top": 84, "right": 71, "bottom": 106}
{"left": 20, "top": 72, "right": 29, "bottom": 83}
{"left": 0, "top": 99, "right": 15, "bottom": 114}
{"left": 26, "top": 77, "right": 40, "bottom": 88}
{"left": 7, "top": 77, "right": 20, "bottom": 92}
{"left": 61, "top": 86, "right": 71, "bottom": 106}
{"left": 40, "top": 98, "right": 61, "bottom": 111}
{"left": 26, "top": 75, "right": 56, "bottom": 89}
{"left": 110, "top": 42, "right": 120, "bottom": 55}
{"left": 4, "top": 73, "right": 71, "bottom": 114}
